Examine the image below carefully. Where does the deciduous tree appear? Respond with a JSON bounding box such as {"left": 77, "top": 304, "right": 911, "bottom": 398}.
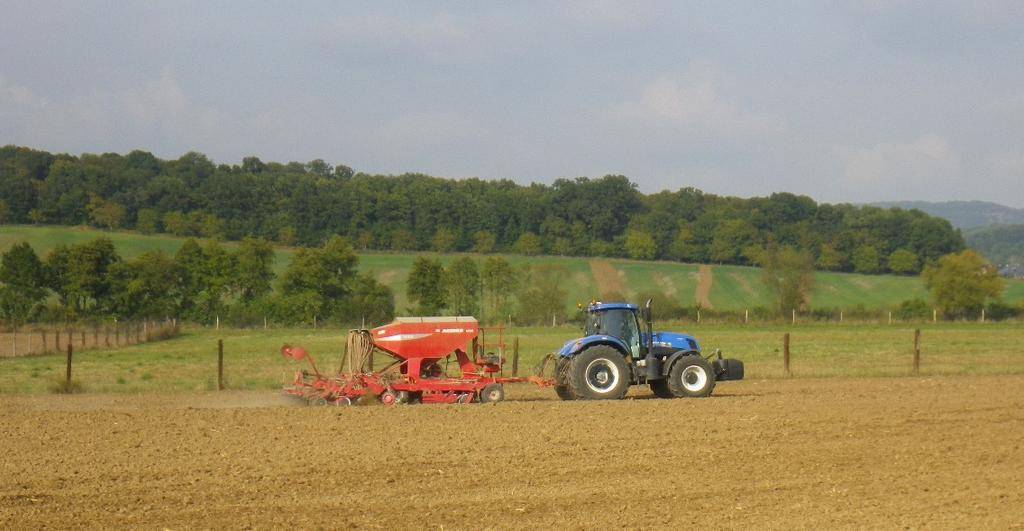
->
{"left": 761, "top": 246, "right": 814, "bottom": 315}
{"left": 922, "top": 250, "right": 1003, "bottom": 319}
{"left": 407, "top": 257, "right": 446, "bottom": 315}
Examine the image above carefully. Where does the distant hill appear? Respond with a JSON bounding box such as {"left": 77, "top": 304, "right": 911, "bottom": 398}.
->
{"left": 965, "top": 224, "right": 1024, "bottom": 275}
{"left": 870, "top": 201, "right": 1024, "bottom": 230}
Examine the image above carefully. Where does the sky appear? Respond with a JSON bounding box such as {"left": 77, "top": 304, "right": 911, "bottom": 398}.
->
{"left": 2, "top": 1, "right": 1023, "bottom": 207}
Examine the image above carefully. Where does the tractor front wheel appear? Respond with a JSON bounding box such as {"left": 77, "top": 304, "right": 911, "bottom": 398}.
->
{"left": 667, "top": 355, "right": 716, "bottom": 398}
{"left": 568, "top": 345, "right": 630, "bottom": 400}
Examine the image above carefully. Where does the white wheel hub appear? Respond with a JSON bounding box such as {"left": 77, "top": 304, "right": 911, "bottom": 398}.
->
{"left": 585, "top": 358, "right": 620, "bottom": 394}
{"left": 680, "top": 365, "right": 708, "bottom": 392}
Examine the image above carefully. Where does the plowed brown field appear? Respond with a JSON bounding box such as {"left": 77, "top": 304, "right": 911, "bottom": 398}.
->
{"left": 2, "top": 376, "right": 1023, "bottom": 529}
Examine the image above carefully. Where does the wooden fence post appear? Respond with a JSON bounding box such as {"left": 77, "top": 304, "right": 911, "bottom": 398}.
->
{"left": 783, "top": 332, "right": 791, "bottom": 377}
{"left": 913, "top": 329, "right": 921, "bottom": 375}
{"left": 56, "top": 329, "right": 62, "bottom": 352}
{"left": 93, "top": 326, "right": 98, "bottom": 348}
{"left": 80, "top": 329, "right": 85, "bottom": 348}
{"left": 65, "top": 342, "right": 73, "bottom": 388}
{"left": 115, "top": 319, "right": 120, "bottom": 346}
{"left": 512, "top": 337, "right": 520, "bottom": 376}
{"left": 105, "top": 326, "right": 111, "bottom": 347}
{"left": 41, "top": 329, "right": 47, "bottom": 353}
{"left": 10, "top": 322, "right": 16, "bottom": 357}
{"left": 218, "top": 339, "right": 224, "bottom": 391}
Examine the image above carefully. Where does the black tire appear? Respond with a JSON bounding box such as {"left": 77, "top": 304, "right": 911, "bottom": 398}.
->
{"left": 555, "top": 385, "right": 576, "bottom": 400}
{"left": 667, "top": 355, "right": 716, "bottom": 398}
{"left": 649, "top": 380, "right": 674, "bottom": 399}
{"left": 567, "top": 345, "right": 630, "bottom": 400}
{"left": 479, "top": 383, "right": 505, "bottom": 403}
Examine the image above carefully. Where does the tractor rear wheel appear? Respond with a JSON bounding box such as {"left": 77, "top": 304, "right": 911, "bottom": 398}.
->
{"left": 479, "top": 383, "right": 505, "bottom": 403}
{"left": 568, "top": 345, "right": 630, "bottom": 400}
{"left": 667, "top": 355, "right": 716, "bottom": 398}
{"left": 649, "top": 380, "right": 673, "bottom": 399}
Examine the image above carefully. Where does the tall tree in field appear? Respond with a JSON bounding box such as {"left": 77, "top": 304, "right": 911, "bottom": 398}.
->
{"left": 922, "top": 250, "right": 1003, "bottom": 319}
{"left": 0, "top": 242, "right": 47, "bottom": 323}
{"left": 108, "top": 251, "right": 179, "bottom": 319}
{"left": 407, "top": 257, "right": 446, "bottom": 315}
{"left": 445, "top": 257, "right": 480, "bottom": 316}
{"left": 174, "top": 239, "right": 206, "bottom": 318}
{"left": 336, "top": 273, "right": 395, "bottom": 327}
{"left": 277, "top": 235, "right": 359, "bottom": 322}
{"left": 481, "top": 256, "right": 518, "bottom": 323}
{"left": 761, "top": 246, "right": 815, "bottom": 315}
{"left": 196, "top": 240, "right": 232, "bottom": 321}
{"left": 45, "top": 238, "right": 121, "bottom": 317}
{"left": 516, "top": 264, "right": 568, "bottom": 325}
{"left": 232, "top": 238, "right": 276, "bottom": 302}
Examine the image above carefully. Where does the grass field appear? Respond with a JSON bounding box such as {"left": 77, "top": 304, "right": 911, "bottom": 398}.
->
{"left": 1, "top": 322, "right": 1021, "bottom": 395}
{"left": 1, "top": 225, "right": 1021, "bottom": 313}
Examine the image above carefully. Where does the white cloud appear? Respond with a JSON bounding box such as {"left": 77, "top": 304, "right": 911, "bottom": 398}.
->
{"left": 604, "top": 66, "right": 786, "bottom": 138}
{"left": 834, "top": 134, "right": 960, "bottom": 190}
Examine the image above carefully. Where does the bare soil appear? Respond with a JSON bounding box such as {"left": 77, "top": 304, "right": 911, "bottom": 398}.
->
{"left": 2, "top": 376, "right": 1022, "bottom": 529}
{"left": 589, "top": 259, "right": 625, "bottom": 299}
{"left": 695, "top": 265, "right": 713, "bottom": 308}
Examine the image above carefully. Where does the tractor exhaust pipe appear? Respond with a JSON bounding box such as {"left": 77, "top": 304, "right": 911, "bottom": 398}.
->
{"left": 643, "top": 299, "right": 661, "bottom": 380}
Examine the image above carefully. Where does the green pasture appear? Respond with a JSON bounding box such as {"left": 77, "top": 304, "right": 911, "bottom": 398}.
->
{"left": 1, "top": 225, "right": 1022, "bottom": 313}
{"left": 1, "top": 322, "right": 1021, "bottom": 395}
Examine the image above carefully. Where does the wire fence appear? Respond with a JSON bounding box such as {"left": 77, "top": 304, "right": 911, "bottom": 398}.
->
{"left": 0, "top": 320, "right": 180, "bottom": 358}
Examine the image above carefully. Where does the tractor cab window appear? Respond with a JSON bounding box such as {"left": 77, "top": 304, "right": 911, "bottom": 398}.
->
{"left": 585, "top": 309, "right": 641, "bottom": 357}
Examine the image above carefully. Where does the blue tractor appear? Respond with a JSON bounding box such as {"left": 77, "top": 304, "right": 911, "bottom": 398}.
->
{"left": 553, "top": 300, "right": 744, "bottom": 400}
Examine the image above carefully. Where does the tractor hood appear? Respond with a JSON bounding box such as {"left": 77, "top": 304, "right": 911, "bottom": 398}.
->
{"left": 557, "top": 335, "right": 629, "bottom": 358}
{"left": 647, "top": 331, "right": 701, "bottom": 353}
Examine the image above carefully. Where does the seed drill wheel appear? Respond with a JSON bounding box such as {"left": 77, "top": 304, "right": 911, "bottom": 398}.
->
{"left": 568, "top": 345, "right": 629, "bottom": 400}
{"left": 479, "top": 383, "right": 505, "bottom": 403}
{"left": 667, "top": 355, "right": 716, "bottom": 398}
{"left": 380, "top": 390, "right": 409, "bottom": 406}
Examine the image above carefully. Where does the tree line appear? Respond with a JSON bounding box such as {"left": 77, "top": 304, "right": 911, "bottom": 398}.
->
{"left": 0, "top": 236, "right": 394, "bottom": 327}
{"left": 0, "top": 235, "right": 575, "bottom": 326}
{"left": 0, "top": 145, "right": 965, "bottom": 274}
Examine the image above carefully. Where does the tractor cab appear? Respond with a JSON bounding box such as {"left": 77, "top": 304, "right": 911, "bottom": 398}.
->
{"left": 583, "top": 303, "right": 642, "bottom": 358}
